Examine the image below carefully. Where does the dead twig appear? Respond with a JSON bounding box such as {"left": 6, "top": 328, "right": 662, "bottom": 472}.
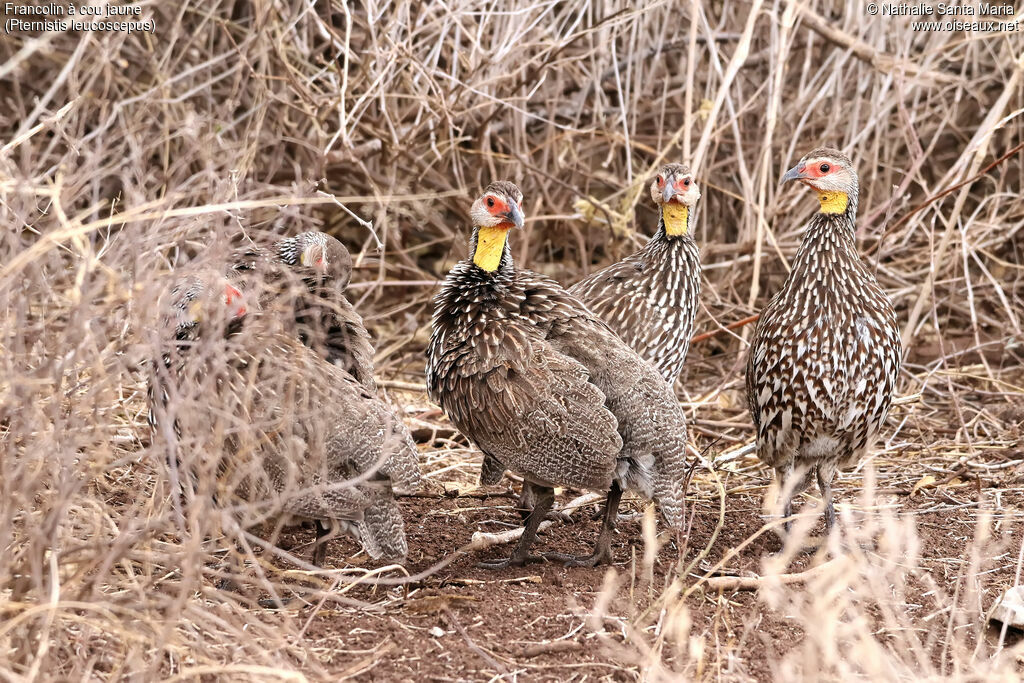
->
{"left": 703, "top": 558, "right": 842, "bottom": 592}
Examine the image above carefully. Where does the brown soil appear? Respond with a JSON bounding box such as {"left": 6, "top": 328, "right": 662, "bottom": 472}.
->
{"left": 260, "top": 476, "right": 1024, "bottom": 682}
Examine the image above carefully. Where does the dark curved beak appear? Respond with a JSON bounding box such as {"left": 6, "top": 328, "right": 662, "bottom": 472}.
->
{"left": 662, "top": 179, "right": 678, "bottom": 204}
{"left": 781, "top": 164, "right": 806, "bottom": 184}
{"left": 502, "top": 203, "right": 525, "bottom": 229}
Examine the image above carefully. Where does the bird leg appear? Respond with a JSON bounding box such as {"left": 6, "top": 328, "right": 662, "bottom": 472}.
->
{"left": 815, "top": 464, "right": 837, "bottom": 532}
{"left": 478, "top": 483, "right": 553, "bottom": 569}
{"left": 215, "top": 548, "right": 246, "bottom": 594}
{"left": 517, "top": 484, "right": 574, "bottom": 524}
{"left": 778, "top": 465, "right": 813, "bottom": 533}
{"left": 311, "top": 519, "right": 337, "bottom": 567}
{"left": 545, "top": 482, "right": 622, "bottom": 567}
{"left": 255, "top": 521, "right": 336, "bottom": 610}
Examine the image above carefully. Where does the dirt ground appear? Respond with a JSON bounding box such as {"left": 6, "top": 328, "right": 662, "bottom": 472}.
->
{"left": 192, "top": 351, "right": 1024, "bottom": 681}
{"left": 255, "top": 464, "right": 1024, "bottom": 682}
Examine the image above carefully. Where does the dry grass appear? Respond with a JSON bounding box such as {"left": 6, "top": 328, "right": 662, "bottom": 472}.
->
{"left": 1, "top": 0, "right": 1023, "bottom": 680}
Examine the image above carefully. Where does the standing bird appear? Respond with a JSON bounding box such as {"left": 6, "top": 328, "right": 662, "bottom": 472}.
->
{"left": 233, "top": 231, "right": 376, "bottom": 389}
{"left": 147, "top": 272, "right": 420, "bottom": 564}
{"left": 745, "top": 148, "right": 901, "bottom": 531}
{"left": 426, "top": 182, "right": 691, "bottom": 567}
{"left": 571, "top": 164, "right": 702, "bottom": 383}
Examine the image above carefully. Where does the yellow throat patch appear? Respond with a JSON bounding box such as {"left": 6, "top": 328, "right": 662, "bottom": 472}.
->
{"left": 473, "top": 225, "right": 511, "bottom": 272}
{"left": 817, "top": 191, "right": 849, "bottom": 214}
{"left": 662, "top": 204, "right": 689, "bottom": 236}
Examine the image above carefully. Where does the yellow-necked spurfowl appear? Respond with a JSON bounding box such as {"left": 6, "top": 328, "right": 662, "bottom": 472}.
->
{"left": 426, "top": 182, "right": 691, "bottom": 568}
{"left": 148, "top": 272, "right": 420, "bottom": 564}
{"left": 570, "top": 164, "right": 702, "bottom": 383}
{"left": 745, "top": 148, "right": 901, "bottom": 531}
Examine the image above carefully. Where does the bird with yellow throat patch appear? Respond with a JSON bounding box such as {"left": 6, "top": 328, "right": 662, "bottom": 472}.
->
{"left": 426, "top": 181, "right": 691, "bottom": 568}
{"left": 746, "top": 148, "right": 901, "bottom": 533}
{"left": 570, "top": 163, "right": 702, "bottom": 384}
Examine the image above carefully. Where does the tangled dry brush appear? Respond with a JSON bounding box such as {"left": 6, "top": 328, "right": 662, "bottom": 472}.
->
{"left": 1, "top": 0, "right": 1022, "bottom": 679}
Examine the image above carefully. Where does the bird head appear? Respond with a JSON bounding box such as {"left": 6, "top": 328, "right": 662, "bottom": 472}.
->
{"left": 470, "top": 181, "right": 525, "bottom": 230}
{"left": 650, "top": 163, "right": 700, "bottom": 236}
{"left": 469, "top": 181, "right": 524, "bottom": 272}
{"left": 170, "top": 275, "right": 248, "bottom": 339}
{"left": 281, "top": 231, "right": 354, "bottom": 290}
{"left": 187, "top": 282, "right": 247, "bottom": 321}
{"left": 781, "top": 148, "right": 859, "bottom": 214}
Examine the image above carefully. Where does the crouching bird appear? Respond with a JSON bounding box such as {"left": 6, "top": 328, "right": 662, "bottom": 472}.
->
{"left": 570, "top": 163, "right": 702, "bottom": 384}
{"left": 426, "top": 182, "right": 691, "bottom": 568}
{"left": 147, "top": 271, "right": 420, "bottom": 565}
{"left": 745, "top": 148, "right": 901, "bottom": 532}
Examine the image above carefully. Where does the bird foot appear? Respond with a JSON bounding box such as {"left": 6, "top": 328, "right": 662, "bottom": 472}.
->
{"left": 546, "top": 509, "right": 574, "bottom": 524}
{"left": 518, "top": 507, "right": 574, "bottom": 524}
{"left": 542, "top": 550, "right": 613, "bottom": 568}
{"left": 588, "top": 507, "right": 635, "bottom": 523}
{"left": 215, "top": 577, "right": 243, "bottom": 593}
{"left": 257, "top": 595, "right": 297, "bottom": 609}
{"left": 476, "top": 555, "right": 546, "bottom": 570}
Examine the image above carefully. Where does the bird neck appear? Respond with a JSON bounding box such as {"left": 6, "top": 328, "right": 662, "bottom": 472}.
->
{"left": 471, "top": 225, "right": 513, "bottom": 273}
{"left": 659, "top": 203, "right": 691, "bottom": 238}
{"left": 276, "top": 236, "right": 299, "bottom": 264}
{"left": 791, "top": 211, "right": 861, "bottom": 281}
{"left": 815, "top": 189, "right": 857, "bottom": 217}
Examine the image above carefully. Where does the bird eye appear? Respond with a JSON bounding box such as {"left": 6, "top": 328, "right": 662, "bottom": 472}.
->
{"left": 656, "top": 175, "right": 665, "bottom": 187}
{"left": 683, "top": 178, "right": 691, "bottom": 186}
{"left": 486, "top": 197, "right": 495, "bottom": 208}
{"left": 819, "top": 163, "right": 830, "bottom": 173}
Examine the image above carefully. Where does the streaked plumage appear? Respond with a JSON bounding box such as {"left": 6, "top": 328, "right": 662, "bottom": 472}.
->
{"left": 745, "top": 148, "right": 901, "bottom": 530}
{"left": 233, "top": 231, "right": 375, "bottom": 389}
{"left": 571, "top": 164, "right": 702, "bottom": 383}
{"left": 147, "top": 273, "right": 420, "bottom": 563}
{"left": 426, "top": 182, "right": 691, "bottom": 567}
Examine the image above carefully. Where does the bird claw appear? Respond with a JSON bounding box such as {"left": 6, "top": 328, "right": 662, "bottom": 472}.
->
{"left": 215, "top": 577, "right": 242, "bottom": 593}
{"left": 542, "top": 550, "right": 613, "bottom": 568}
{"left": 517, "top": 507, "right": 574, "bottom": 524}
{"left": 546, "top": 509, "right": 574, "bottom": 524}
{"left": 476, "top": 555, "right": 546, "bottom": 570}
{"left": 257, "top": 596, "right": 295, "bottom": 609}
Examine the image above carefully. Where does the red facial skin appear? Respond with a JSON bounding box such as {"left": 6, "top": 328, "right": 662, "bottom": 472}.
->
{"left": 485, "top": 195, "right": 520, "bottom": 229}
{"left": 791, "top": 161, "right": 840, "bottom": 191}
{"left": 311, "top": 245, "right": 326, "bottom": 270}
{"left": 485, "top": 195, "right": 510, "bottom": 217}
{"left": 657, "top": 175, "right": 693, "bottom": 203}
{"left": 224, "top": 284, "right": 246, "bottom": 318}
{"left": 801, "top": 162, "right": 836, "bottom": 179}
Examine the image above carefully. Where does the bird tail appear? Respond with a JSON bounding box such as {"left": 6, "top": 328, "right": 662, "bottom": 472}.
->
{"left": 653, "top": 442, "right": 691, "bottom": 530}
{"left": 356, "top": 496, "right": 408, "bottom": 561}
{"left": 379, "top": 413, "right": 422, "bottom": 495}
